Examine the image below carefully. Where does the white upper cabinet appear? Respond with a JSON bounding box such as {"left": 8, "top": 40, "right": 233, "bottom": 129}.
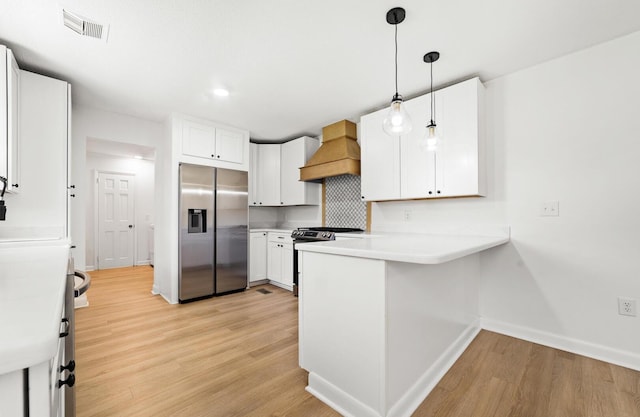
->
{"left": 178, "top": 116, "right": 249, "bottom": 170}
{"left": 250, "top": 136, "right": 320, "bottom": 206}
{"left": 182, "top": 120, "right": 215, "bottom": 158}
{"left": 360, "top": 77, "right": 485, "bottom": 201}
{"left": 1, "top": 45, "right": 20, "bottom": 194}
{"left": 215, "top": 128, "right": 244, "bottom": 164}
{"left": 254, "top": 144, "right": 281, "bottom": 206}
{"left": 280, "top": 136, "right": 320, "bottom": 206}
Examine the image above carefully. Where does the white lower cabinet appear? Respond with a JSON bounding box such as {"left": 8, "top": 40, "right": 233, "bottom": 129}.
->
{"left": 360, "top": 77, "right": 485, "bottom": 201}
{"left": 249, "top": 231, "right": 267, "bottom": 283}
{"left": 266, "top": 232, "right": 293, "bottom": 289}
{"left": 0, "top": 299, "right": 68, "bottom": 417}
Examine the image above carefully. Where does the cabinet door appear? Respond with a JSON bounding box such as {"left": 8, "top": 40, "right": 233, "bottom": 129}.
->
{"left": 281, "top": 243, "right": 294, "bottom": 287}
{"left": 267, "top": 240, "right": 282, "bottom": 283}
{"left": 249, "top": 143, "right": 259, "bottom": 206}
{"left": 400, "top": 94, "right": 438, "bottom": 199}
{"left": 436, "top": 78, "right": 482, "bottom": 197}
{"left": 249, "top": 232, "right": 267, "bottom": 282}
{"left": 280, "top": 137, "right": 320, "bottom": 206}
{"left": 182, "top": 120, "right": 216, "bottom": 159}
{"left": 256, "top": 144, "right": 281, "bottom": 206}
{"left": 6, "top": 49, "right": 19, "bottom": 193}
{"left": 360, "top": 108, "right": 401, "bottom": 201}
{"left": 17, "top": 72, "right": 68, "bottom": 236}
{"left": 0, "top": 46, "right": 6, "bottom": 181}
{"left": 215, "top": 128, "right": 244, "bottom": 164}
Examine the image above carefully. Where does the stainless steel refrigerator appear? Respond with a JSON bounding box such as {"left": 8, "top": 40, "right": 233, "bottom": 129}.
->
{"left": 179, "top": 163, "right": 248, "bottom": 302}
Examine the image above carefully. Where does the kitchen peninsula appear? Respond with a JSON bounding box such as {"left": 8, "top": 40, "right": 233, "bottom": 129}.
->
{"left": 297, "top": 231, "right": 509, "bottom": 417}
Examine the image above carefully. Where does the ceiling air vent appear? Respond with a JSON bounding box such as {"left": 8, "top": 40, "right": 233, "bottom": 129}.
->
{"left": 63, "top": 9, "right": 109, "bottom": 41}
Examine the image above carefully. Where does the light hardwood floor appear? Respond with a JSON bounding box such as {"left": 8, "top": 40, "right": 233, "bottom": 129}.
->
{"left": 76, "top": 267, "right": 640, "bottom": 417}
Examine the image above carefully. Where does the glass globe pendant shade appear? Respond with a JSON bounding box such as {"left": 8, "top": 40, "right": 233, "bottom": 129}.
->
{"left": 420, "top": 122, "right": 440, "bottom": 151}
{"left": 383, "top": 96, "right": 412, "bottom": 136}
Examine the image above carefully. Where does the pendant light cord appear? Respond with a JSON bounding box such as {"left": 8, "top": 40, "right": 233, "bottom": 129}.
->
{"left": 394, "top": 23, "right": 399, "bottom": 97}
{"left": 430, "top": 61, "right": 435, "bottom": 125}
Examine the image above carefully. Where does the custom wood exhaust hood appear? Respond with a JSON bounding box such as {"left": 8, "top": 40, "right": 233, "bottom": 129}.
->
{"left": 299, "top": 120, "right": 361, "bottom": 182}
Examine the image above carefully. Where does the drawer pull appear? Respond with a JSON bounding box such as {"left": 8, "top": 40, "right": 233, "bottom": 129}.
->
{"left": 60, "top": 360, "right": 76, "bottom": 372}
{"left": 58, "top": 374, "right": 75, "bottom": 388}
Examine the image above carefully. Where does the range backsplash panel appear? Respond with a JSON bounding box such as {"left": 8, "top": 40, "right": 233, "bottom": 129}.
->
{"left": 325, "top": 174, "right": 366, "bottom": 229}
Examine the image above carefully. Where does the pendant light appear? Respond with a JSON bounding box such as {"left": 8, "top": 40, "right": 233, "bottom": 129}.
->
{"left": 382, "top": 7, "right": 412, "bottom": 137}
{"left": 421, "top": 51, "right": 440, "bottom": 151}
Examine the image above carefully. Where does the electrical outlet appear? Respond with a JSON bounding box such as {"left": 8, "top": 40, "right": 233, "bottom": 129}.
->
{"left": 618, "top": 297, "right": 637, "bottom": 317}
{"left": 540, "top": 201, "right": 559, "bottom": 216}
{"left": 403, "top": 209, "right": 412, "bottom": 221}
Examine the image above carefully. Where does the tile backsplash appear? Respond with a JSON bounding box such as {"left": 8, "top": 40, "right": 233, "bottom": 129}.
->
{"left": 325, "top": 175, "right": 367, "bottom": 230}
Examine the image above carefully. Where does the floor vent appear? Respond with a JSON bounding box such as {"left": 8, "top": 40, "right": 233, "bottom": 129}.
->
{"left": 63, "top": 9, "right": 109, "bottom": 41}
{"left": 256, "top": 288, "right": 272, "bottom": 295}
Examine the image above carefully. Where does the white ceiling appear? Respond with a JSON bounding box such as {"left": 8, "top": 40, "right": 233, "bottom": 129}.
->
{"left": 2, "top": 0, "right": 640, "bottom": 142}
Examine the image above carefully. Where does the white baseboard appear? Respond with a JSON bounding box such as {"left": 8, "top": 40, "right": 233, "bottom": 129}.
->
{"left": 306, "top": 373, "right": 381, "bottom": 417}
{"left": 136, "top": 260, "right": 151, "bottom": 266}
{"left": 481, "top": 318, "right": 640, "bottom": 372}
{"left": 388, "top": 321, "right": 481, "bottom": 417}
{"left": 85, "top": 265, "right": 95, "bottom": 271}
{"left": 306, "top": 321, "right": 481, "bottom": 417}
{"left": 267, "top": 280, "right": 293, "bottom": 292}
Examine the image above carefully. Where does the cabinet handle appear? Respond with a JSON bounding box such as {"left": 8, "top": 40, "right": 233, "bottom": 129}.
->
{"left": 361, "top": 196, "right": 365, "bottom": 199}
{"left": 436, "top": 190, "right": 441, "bottom": 194}
{"left": 58, "top": 374, "right": 75, "bottom": 388}
{"left": 428, "top": 191, "right": 433, "bottom": 195}
{"left": 211, "top": 154, "right": 215, "bottom": 158}
{"left": 217, "top": 155, "right": 220, "bottom": 158}
{"left": 68, "top": 185, "right": 75, "bottom": 189}
{"left": 12, "top": 184, "right": 18, "bottom": 188}
{"left": 280, "top": 202, "right": 283, "bottom": 205}
{"left": 70, "top": 194, "right": 76, "bottom": 198}
{"left": 60, "top": 360, "right": 76, "bottom": 372}
{"left": 59, "top": 318, "right": 70, "bottom": 337}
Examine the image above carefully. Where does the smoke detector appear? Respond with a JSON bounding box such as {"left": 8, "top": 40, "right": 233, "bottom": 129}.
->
{"left": 62, "top": 9, "right": 109, "bottom": 41}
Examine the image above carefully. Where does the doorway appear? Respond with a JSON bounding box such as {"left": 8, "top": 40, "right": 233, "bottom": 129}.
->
{"left": 96, "top": 171, "right": 136, "bottom": 269}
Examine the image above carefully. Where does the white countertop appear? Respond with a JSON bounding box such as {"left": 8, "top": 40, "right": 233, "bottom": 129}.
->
{"left": 295, "top": 232, "right": 509, "bottom": 264}
{"left": 0, "top": 239, "right": 70, "bottom": 375}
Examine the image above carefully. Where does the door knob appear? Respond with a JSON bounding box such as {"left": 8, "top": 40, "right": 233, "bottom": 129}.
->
{"left": 129, "top": 225, "right": 134, "bottom": 229}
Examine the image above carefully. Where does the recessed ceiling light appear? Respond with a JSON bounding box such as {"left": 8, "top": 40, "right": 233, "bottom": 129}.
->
{"left": 213, "top": 88, "right": 230, "bottom": 97}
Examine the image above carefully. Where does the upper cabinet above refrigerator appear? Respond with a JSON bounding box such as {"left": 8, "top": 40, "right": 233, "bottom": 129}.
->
{"left": 175, "top": 115, "right": 250, "bottom": 171}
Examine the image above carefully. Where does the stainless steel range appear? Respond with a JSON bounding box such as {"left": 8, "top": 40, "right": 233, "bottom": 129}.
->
{"left": 291, "top": 227, "right": 363, "bottom": 296}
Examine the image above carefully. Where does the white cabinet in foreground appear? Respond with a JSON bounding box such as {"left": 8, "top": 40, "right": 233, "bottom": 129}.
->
{"left": 297, "top": 232, "right": 509, "bottom": 417}
{"left": 0, "top": 45, "right": 20, "bottom": 194}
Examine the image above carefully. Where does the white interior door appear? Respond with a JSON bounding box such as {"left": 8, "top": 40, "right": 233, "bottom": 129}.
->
{"left": 98, "top": 172, "right": 135, "bottom": 269}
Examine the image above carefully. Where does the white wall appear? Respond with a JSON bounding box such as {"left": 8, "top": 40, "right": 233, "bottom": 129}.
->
{"left": 85, "top": 153, "right": 154, "bottom": 270}
{"left": 371, "top": 31, "right": 640, "bottom": 369}
{"left": 71, "top": 106, "right": 162, "bottom": 270}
